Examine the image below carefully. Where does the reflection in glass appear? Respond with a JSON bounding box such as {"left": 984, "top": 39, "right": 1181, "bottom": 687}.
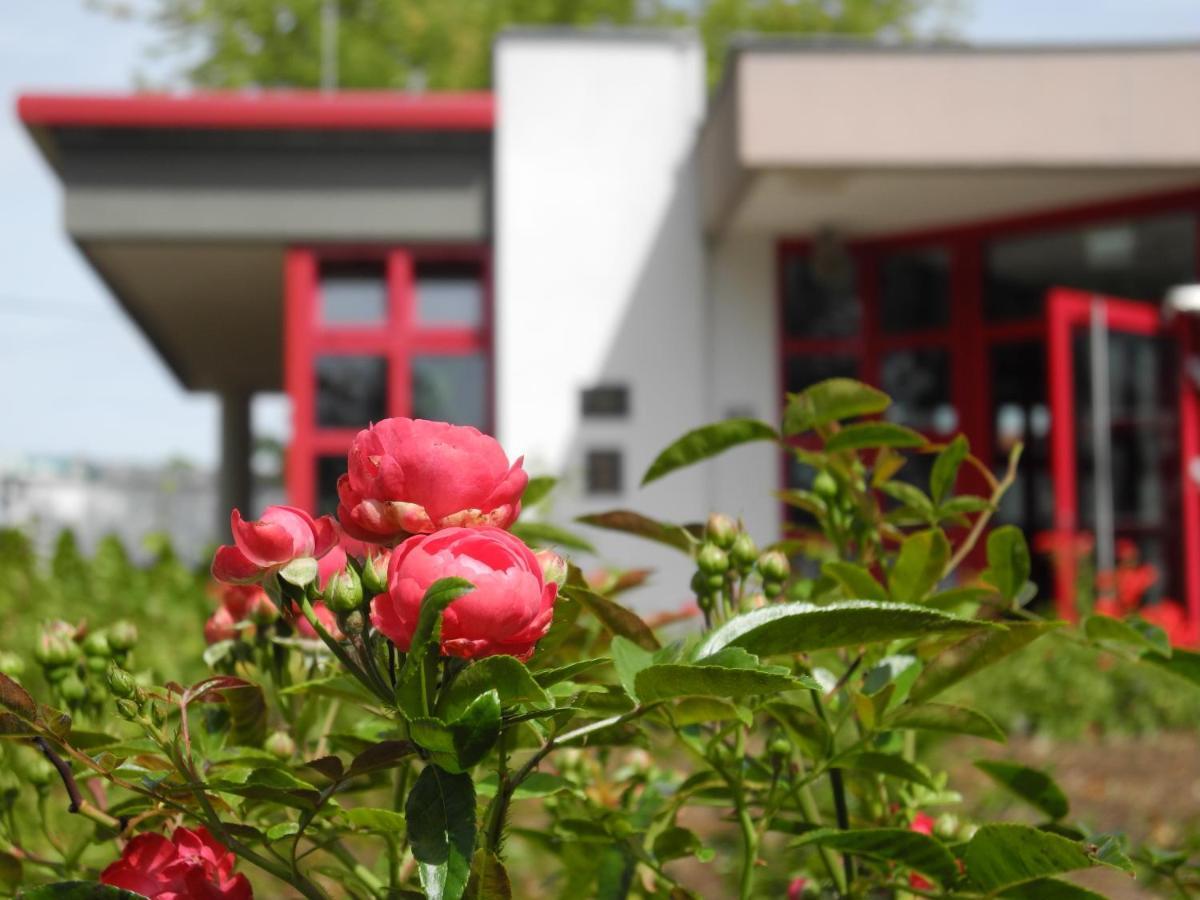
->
{"left": 316, "top": 455, "right": 346, "bottom": 516}
{"left": 416, "top": 263, "right": 484, "bottom": 327}
{"left": 782, "top": 251, "right": 860, "bottom": 339}
{"left": 984, "top": 213, "right": 1195, "bottom": 321}
{"left": 320, "top": 262, "right": 387, "bottom": 325}
{"left": 880, "top": 348, "right": 956, "bottom": 435}
{"left": 315, "top": 355, "right": 387, "bottom": 428}
{"left": 413, "top": 354, "right": 487, "bottom": 429}
{"left": 880, "top": 247, "right": 951, "bottom": 333}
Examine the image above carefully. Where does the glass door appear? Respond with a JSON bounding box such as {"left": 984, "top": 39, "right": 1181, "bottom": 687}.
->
{"left": 1046, "top": 287, "right": 1199, "bottom": 642}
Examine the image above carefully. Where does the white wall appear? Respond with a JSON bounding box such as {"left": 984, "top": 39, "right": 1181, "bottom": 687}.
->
{"left": 495, "top": 31, "right": 711, "bottom": 610}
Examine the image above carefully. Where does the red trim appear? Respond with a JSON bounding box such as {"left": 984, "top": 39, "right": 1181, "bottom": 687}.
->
{"left": 17, "top": 91, "right": 494, "bottom": 132}
{"left": 1176, "top": 316, "right": 1200, "bottom": 645}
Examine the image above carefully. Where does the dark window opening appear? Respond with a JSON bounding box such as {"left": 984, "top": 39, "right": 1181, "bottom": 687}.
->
{"left": 582, "top": 385, "right": 630, "bottom": 417}
{"left": 315, "top": 355, "right": 388, "bottom": 429}
{"left": 586, "top": 449, "right": 623, "bottom": 495}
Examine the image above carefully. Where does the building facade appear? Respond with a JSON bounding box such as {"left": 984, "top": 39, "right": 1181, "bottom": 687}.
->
{"left": 19, "top": 33, "right": 1200, "bottom": 626}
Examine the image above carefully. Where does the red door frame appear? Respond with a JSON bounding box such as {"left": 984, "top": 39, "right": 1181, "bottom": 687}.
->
{"left": 284, "top": 245, "right": 492, "bottom": 512}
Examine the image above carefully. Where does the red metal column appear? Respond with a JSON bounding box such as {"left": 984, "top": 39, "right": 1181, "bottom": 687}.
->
{"left": 284, "top": 248, "right": 317, "bottom": 512}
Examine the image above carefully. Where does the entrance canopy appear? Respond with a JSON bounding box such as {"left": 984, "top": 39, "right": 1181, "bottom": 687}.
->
{"left": 698, "top": 41, "right": 1200, "bottom": 237}
{"left": 19, "top": 92, "right": 494, "bottom": 393}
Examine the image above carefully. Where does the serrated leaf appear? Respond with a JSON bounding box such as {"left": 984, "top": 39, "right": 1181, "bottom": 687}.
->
{"left": 0, "top": 672, "right": 36, "bottom": 722}
{"left": 510, "top": 521, "right": 594, "bottom": 553}
{"left": 975, "top": 760, "right": 1069, "bottom": 819}
{"left": 406, "top": 766, "right": 476, "bottom": 900}
{"left": 438, "top": 656, "right": 552, "bottom": 722}
{"left": 561, "top": 585, "right": 660, "bottom": 651}
{"left": 653, "top": 826, "right": 708, "bottom": 862}
{"left": 825, "top": 422, "right": 926, "bottom": 452}
{"left": 695, "top": 600, "right": 988, "bottom": 660}
{"left": 792, "top": 827, "right": 958, "bottom": 887}
{"left": 532, "top": 658, "right": 608, "bottom": 688}
{"left": 823, "top": 561, "right": 887, "bottom": 602}
{"left": 346, "top": 806, "right": 407, "bottom": 833}
{"left": 965, "top": 824, "right": 1119, "bottom": 892}
{"left": 986, "top": 526, "right": 1031, "bottom": 602}
{"left": 879, "top": 481, "right": 935, "bottom": 516}
{"left": 465, "top": 849, "right": 512, "bottom": 900}
{"left": 397, "top": 578, "right": 475, "bottom": 717}
{"left": 642, "top": 419, "right": 778, "bottom": 485}
{"left": 931, "top": 435, "right": 969, "bottom": 504}
{"left": 475, "top": 771, "right": 574, "bottom": 800}
{"left": 1084, "top": 615, "right": 1170, "bottom": 658}
{"left": 841, "top": 751, "right": 935, "bottom": 788}
{"left": 908, "top": 621, "right": 1059, "bottom": 704}
{"left": 634, "top": 658, "right": 803, "bottom": 702}
{"left": 890, "top": 703, "right": 1006, "bottom": 742}
{"left": 888, "top": 529, "right": 950, "bottom": 602}
{"left": 610, "top": 636, "right": 654, "bottom": 701}
{"left": 998, "top": 879, "right": 1107, "bottom": 899}
{"left": 216, "top": 681, "right": 267, "bottom": 748}
{"left": 576, "top": 510, "right": 694, "bottom": 554}
{"left": 346, "top": 740, "right": 418, "bottom": 778}
{"left": 784, "top": 378, "right": 890, "bottom": 435}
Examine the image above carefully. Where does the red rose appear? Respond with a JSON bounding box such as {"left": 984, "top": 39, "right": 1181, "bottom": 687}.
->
{"left": 337, "top": 418, "right": 527, "bottom": 545}
{"left": 100, "top": 826, "right": 251, "bottom": 899}
{"left": 908, "top": 813, "right": 936, "bottom": 890}
{"left": 203, "top": 607, "right": 238, "bottom": 645}
{"left": 212, "top": 505, "right": 337, "bottom": 584}
{"left": 374, "top": 526, "right": 556, "bottom": 661}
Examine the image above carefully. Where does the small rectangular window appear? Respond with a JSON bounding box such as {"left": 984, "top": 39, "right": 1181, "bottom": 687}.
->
{"left": 315, "top": 455, "right": 346, "bottom": 515}
{"left": 320, "top": 262, "right": 388, "bottom": 326}
{"left": 315, "top": 355, "right": 388, "bottom": 428}
{"left": 585, "top": 449, "right": 623, "bottom": 495}
{"left": 581, "top": 385, "right": 629, "bottom": 418}
{"left": 415, "top": 262, "right": 484, "bottom": 328}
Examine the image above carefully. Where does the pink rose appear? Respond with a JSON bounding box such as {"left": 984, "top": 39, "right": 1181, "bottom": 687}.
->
{"left": 908, "top": 813, "right": 936, "bottom": 890}
{"left": 101, "top": 825, "right": 252, "bottom": 899}
{"left": 212, "top": 505, "right": 337, "bottom": 584}
{"left": 787, "top": 877, "right": 807, "bottom": 900}
{"left": 204, "top": 607, "right": 238, "bottom": 645}
{"left": 336, "top": 418, "right": 527, "bottom": 545}
{"left": 218, "top": 584, "right": 276, "bottom": 624}
{"left": 374, "top": 526, "right": 556, "bottom": 661}
{"left": 293, "top": 601, "right": 342, "bottom": 641}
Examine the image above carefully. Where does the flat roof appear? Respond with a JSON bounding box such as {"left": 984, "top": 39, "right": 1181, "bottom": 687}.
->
{"left": 17, "top": 90, "right": 494, "bottom": 132}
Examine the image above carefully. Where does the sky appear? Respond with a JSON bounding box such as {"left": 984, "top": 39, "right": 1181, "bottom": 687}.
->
{"left": 1, "top": 0, "right": 1198, "bottom": 468}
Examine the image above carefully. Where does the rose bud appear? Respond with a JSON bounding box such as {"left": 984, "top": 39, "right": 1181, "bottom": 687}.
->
{"left": 534, "top": 548, "right": 568, "bottom": 587}
{"left": 211, "top": 505, "right": 337, "bottom": 586}
{"left": 361, "top": 547, "right": 391, "bottom": 596}
{"left": 106, "top": 665, "right": 137, "bottom": 700}
{"left": 107, "top": 620, "right": 138, "bottom": 653}
{"left": 82, "top": 631, "right": 110, "bottom": 659}
{"left": 374, "top": 526, "right": 556, "bottom": 661}
{"left": 730, "top": 533, "right": 759, "bottom": 571}
{"left": 697, "top": 543, "right": 729, "bottom": 576}
{"left": 0, "top": 652, "right": 25, "bottom": 679}
{"left": 757, "top": 550, "right": 791, "bottom": 583}
{"left": 325, "top": 566, "right": 363, "bottom": 614}
{"left": 34, "top": 622, "right": 77, "bottom": 668}
{"left": 204, "top": 607, "right": 239, "bottom": 645}
{"left": 337, "top": 418, "right": 527, "bottom": 545}
{"left": 265, "top": 730, "right": 296, "bottom": 760}
{"left": 705, "top": 513, "right": 737, "bottom": 549}
{"left": 101, "top": 826, "right": 252, "bottom": 900}
{"left": 59, "top": 673, "right": 87, "bottom": 703}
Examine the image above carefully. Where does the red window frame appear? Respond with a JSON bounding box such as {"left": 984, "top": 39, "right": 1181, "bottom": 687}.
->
{"left": 284, "top": 245, "right": 493, "bottom": 513}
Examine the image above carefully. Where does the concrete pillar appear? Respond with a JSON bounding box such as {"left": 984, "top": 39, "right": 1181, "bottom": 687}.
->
{"left": 219, "top": 390, "right": 253, "bottom": 532}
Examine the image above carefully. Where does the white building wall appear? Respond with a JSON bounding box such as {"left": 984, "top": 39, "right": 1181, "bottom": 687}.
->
{"left": 495, "top": 31, "right": 710, "bottom": 610}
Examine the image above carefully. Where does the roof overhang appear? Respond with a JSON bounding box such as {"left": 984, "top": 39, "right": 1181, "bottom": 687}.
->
{"left": 698, "top": 41, "right": 1200, "bottom": 237}
{"left": 19, "top": 92, "right": 494, "bottom": 392}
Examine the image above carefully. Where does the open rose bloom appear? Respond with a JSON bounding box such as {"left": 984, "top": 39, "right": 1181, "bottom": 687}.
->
{"left": 374, "top": 526, "right": 556, "bottom": 661}
{"left": 101, "top": 826, "right": 251, "bottom": 899}
{"left": 212, "top": 505, "right": 336, "bottom": 584}
{"left": 336, "top": 418, "right": 527, "bottom": 545}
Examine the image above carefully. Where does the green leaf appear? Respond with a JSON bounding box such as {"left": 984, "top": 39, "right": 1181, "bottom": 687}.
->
{"left": 522, "top": 476, "right": 557, "bottom": 507}
{"left": 931, "top": 434, "right": 969, "bottom": 504}
{"left": 216, "top": 681, "right": 267, "bottom": 748}
{"left": 345, "top": 740, "right": 418, "bottom": 778}
{"left": 998, "top": 879, "right": 1108, "bottom": 899}
{"left": 791, "top": 827, "right": 958, "bottom": 887}
{"left": 0, "top": 672, "right": 37, "bottom": 722}
{"left": 908, "top": 621, "right": 1059, "bottom": 704}
{"left": 413, "top": 692, "right": 502, "bottom": 773}
{"left": 986, "top": 526, "right": 1032, "bottom": 602}
{"left": 975, "top": 760, "right": 1069, "bottom": 819}
{"left": 879, "top": 481, "right": 935, "bottom": 517}
{"left": 653, "top": 826, "right": 710, "bottom": 863}
{"left": 965, "top": 824, "right": 1119, "bottom": 892}
{"left": 610, "top": 636, "right": 654, "bottom": 701}
{"left": 510, "top": 521, "right": 595, "bottom": 553}
{"left": 695, "top": 600, "right": 988, "bottom": 660}
{"left": 642, "top": 418, "right": 778, "bottom": 485}
{"left": 475, "top": 771, "right": 574, "bottom": 800}
{"left": 438, "top": 656, "right": 553, "bottom": 722}
{"left": 575, "top": 510, "right": 694, "bottom": 554}
{"left": 561, "top": 585, "right": 660, "bottom": 651}
{"left": 784, "top": 378, "right": 890, "bottom": 435}
{"left": 20, "top": 885, "right": 149, "bottom": 899}
{"left": 396, "top": 578, "right": 475, "bottom": 717}
{"left": 266, "top": 821, "right": 300, "bottom": 841}
{"left": 825, "top": 422, "right": 926, "bottom": 452}
{"left": 0, "top": 852, "right": 20, "bottom": 893}
{"left": 1144, "top": 647, "right": 1200, "bottom": 688}
{"left": 1084, "top": 614, "right": 1170, "bottom": 658}
{"left": 823, "top": 561, "right": 887, "bottom": 602}
{"left": 465, "top": 850, "right": 512, "bottom": 900}
{"left": 406, "top": 765, "right": 476, "bottom": 900}
{"left": 841, "top": 751, "right": 935, "bottom": 788}
{"left": 345, "top": 806, "right": 407, "bottom": 833}
{"left": 532, "top": 658, "right": 608, "bottom": 688}
{"left": 889, "top": 703, "right": 1006, "bottom": 742}
{"left": 634, "top": 654, "right": 804, "bottom": 702}
{"left": 888, "top": 529, "right": 950, "bottom": 602}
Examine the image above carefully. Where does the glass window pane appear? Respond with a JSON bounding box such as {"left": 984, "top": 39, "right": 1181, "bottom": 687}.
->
{"left": 984, "top": 212, "right": 1196, "bottom": 322}
{"left": 315, "top": 355, "right": 387, "bottom": 428}
{"left": 412, "top": 354, "right": 487, "bottom": 429}
{"left": 782, "top": 250, "right": 860, "bottom": 339}
{"left": 315, "top": 455, "right": 346, "bottom": 516}
{"left": 785, "top": 355, "right": 859, "bottom": 394}
{"left": 416, "top": 263, "right": 484, "bottom": 327}
{"left": 880, "top": 348, "right": 957, "bottom": 435}
{"left": 880, "top": 247, "right": 951, "bottom": 333}
{"left": 320, "top": 262, "right": 387, "bottom": 326}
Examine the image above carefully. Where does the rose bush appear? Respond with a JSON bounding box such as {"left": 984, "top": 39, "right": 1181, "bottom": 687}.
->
{"left": 3, "top": 396, "right": 1200, "bottom": 899}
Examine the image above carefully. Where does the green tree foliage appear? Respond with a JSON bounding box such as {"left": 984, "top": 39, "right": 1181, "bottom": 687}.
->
{"left": 104, "top": 0, "right": 945, "bottom": 89}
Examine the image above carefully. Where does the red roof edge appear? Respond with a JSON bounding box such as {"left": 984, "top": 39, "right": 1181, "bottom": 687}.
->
{"left": 16, "top": 91, "right": 495, "bottom": 132}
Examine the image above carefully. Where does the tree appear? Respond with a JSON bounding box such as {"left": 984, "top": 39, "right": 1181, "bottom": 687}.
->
{"left": 97, "top": 0, "right": 951, "bottom": 89}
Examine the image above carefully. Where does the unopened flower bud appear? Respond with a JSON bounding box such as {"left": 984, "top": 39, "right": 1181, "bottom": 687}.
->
{"left": 34, "top": 624, "right": 76, "bottom": 668}
{"left": 813, "top": 470, "right": 838, "bottom": 499}
{"left": 86, "top": 655, "right": 108, "bottom": 674}
{"left": 769, "top": 737, "right": 791, "bottom": 757}
{"left": 731, "top": 533, "right": 759, "bottom": 570}
{"left": 107, "top": 621, "right": 138, "bottom": 653}
{"left": 360, "top": 548, "right": 391, "bottom": 596}
{"left": 0, "top": 652, "right": 25, "bottom": 679}
{"left": 690, "top": 571, "right": 711, "bottom": 596}
{"left": 336, "top": 608, "right": 366, "bottom": 638}
{"left": 266, "top": 730, "right": 296, "bottom": 760}
{"left": 106, "top": 665, "right": 137, "bottom": 699}
{"left": 697, "top": 544, "right": 729, "bottom": 576}
{"left": 115, "top": 699, "right": 139, "bottom": 720}
{"left": 705, "top": 513, "right": 737, "bottom": 549}
{"left": 59, "top": 673, "right": 86, "bottom": 703}
{"left": 534, "top": 549, "right": 568, "bottom": 587}
{"left": 324, "top": 565, "right": 363, "bottom": 614}
{"left": 26, "top": 756, "right": 55, "bottom": 788}
{"left": 758, "top": 550, "right": 791, "bottom": 584}
{"left": 82, "top": 632, "right": 110, "bottom": 659}
{"left": 707, "top": 573, "right": 726, "bottom": 593}
{"left": 764, "top": 582, "right": 784, "bottom": 599}
{"left": 149, "top": 702, "right": 166, "bottom": 727}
